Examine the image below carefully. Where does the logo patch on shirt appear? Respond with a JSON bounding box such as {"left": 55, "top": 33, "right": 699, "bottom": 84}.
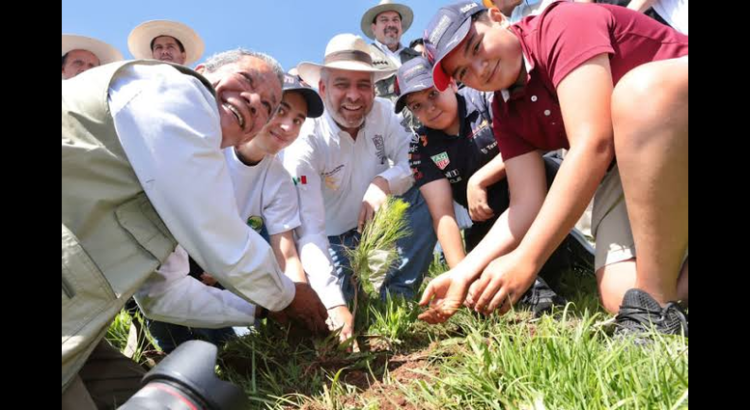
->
{"left": 372, "top": 134, "right": 386, "bottom": 164}
{"left": 431, "top": 152, "right": 450, "bottom": 170}
{"left": 322, "top": 165, "right": 345, "bottom": 191}
{"left": 468, "top": 119, "right": 490, "bottom": 140}
{"left": 246, "top": 215, "right": 264, "bottom": 233}
{"left": 292, "top": 175, "right": 307, "bottom": 185}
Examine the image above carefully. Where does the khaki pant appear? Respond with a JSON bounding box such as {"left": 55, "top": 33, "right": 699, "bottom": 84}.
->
{"left": 61, "top": 339, "right": 146, "bottom": 410}
{"left": 592, "top": 165, "right": 687, "bottom": 271}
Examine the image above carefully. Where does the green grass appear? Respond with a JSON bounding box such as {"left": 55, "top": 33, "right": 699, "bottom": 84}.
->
{"left": 106, "top": 199, "right": 687, "bottom": 409}
{"left": 105, "top": 308, "right": 164, "bottom": 367}
{"left": 207, "top": 264, "right": 687, "bottom": 410}
{"left": 108, "top": 264, "right": 687, "bottom": 410}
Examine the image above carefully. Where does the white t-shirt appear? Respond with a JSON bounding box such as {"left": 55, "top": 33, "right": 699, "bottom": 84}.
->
{"left": 653, "top": 0, "right": 688, "bottom": 35}
{"left": 224, "top": 149, "right": 300, "bottom": 236}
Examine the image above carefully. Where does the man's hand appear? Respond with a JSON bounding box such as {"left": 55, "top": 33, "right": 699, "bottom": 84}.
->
{"left": 358, "top": 176, "right": 391, "bottom": 232}
{"left": 199, "top": 272, "right": 218, "bottom": 286}
{"left": 280, "top": 282, "right": 330, "bottom": 336}
{"left": 467, "top": 177, "right": 494, "bottom": 222}
{"left": 327, "top": 305, "right": 358, "bottom": 351}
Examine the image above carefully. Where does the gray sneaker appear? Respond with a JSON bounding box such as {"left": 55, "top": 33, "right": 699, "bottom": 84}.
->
{"left": 614, "top": 288, "right": 688, "bottom": 339}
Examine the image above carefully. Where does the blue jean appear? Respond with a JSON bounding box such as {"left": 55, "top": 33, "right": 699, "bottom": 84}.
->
{"left": 328, "top": 185, "right": 437, "bottom": 302}
{"left": 147, "top": 321, "right": 238, "bottom": 353}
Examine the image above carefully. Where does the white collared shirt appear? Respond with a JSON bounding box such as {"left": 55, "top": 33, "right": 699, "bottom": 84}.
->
{"left": 282, "top": 98, "right": 414, "bottom": 308}
{"left": 374, "top": 40, "right": 406, "bottom": 67}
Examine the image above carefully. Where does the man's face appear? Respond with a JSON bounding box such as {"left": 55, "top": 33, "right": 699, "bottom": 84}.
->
{"left": 319, "top": 69, "right": 374, "bottom": 133}
{"left": 440, "top": 9, "right": 523, "bottom": 92}
{"left": 151, "top": 35, "right": 187, "bottom": 65}
{"left": 242, "top": 91, "right": 308, "bottom": 156}
{"left": 371, "top": 11, "right": 403, "bottom": 48}
{"left": 405, "top": 86, "right": 459, "bottom": 132}
{"left": 62, "top": 49, "right": 100, "bottom": 79}
{"left": 198, "top": 56, "right": 283, "bottom": 148}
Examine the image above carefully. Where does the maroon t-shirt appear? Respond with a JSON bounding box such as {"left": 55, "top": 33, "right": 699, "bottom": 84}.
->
{"left": 492, "top": 1, "right": 689, "bottom": 161}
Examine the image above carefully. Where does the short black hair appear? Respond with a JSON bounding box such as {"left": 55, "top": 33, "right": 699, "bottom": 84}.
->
{"left": 473, "top": 9, "right": 490, "bottom": 24}
{"left": 150, "top": 35, "right": 186, "bottom": 53}
{"left": 62, "top": 53, "right": 69, "bottom": 69}
{"left": 409, "top": 38, "right": 424, "bottom": 49}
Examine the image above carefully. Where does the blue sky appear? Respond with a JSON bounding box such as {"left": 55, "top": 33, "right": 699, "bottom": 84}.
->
{"left": 62, "top": 0, "right": 463, "bottom": 71}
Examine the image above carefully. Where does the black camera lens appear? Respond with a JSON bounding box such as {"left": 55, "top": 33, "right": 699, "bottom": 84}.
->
{"left": 118, "top": 340, "right": 248, "bottom": 410}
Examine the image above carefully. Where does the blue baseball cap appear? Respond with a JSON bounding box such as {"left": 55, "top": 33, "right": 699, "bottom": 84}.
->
{"left": 394, "top": 56, "right": 435, "bottom": 114}
{"left": 422, "top": 1, "right": 487, "bottom": 91}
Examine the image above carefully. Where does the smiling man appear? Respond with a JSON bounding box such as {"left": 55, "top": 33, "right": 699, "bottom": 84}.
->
{"left": 62, "top": 49, "right": 329, "bottom": 408}
{"left": 282, "top": 34, "right": 437, "bottom": 343}
{"left": 360, "top": 0, "right": 421, "bottom": 116}
{"left": 128, "top": 19, "right": 205, "bottom": 66}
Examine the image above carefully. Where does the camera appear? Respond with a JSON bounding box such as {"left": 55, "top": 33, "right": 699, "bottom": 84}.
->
{"left": 118, "top": 340, "right": 248, "bottom": 410}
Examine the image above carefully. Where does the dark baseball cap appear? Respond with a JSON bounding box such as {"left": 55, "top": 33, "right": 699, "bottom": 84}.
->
{"left": 281, "top": 72, "right": 324, "bottom": 118}
{"left": 394, "top": 56, "right": 435, "bottom": 114}
{"left": 422, "top": 1, "right": 486, "bottom": 91}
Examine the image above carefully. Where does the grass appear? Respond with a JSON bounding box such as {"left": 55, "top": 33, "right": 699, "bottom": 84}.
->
{"left": 108, "top": 265, "right": 688, "bottom": 410}
{"left": 106, "top": 199, "right": 688, "bottom": 409}
{"left": 105, "top": 308, "right": 163, "bottom": 367}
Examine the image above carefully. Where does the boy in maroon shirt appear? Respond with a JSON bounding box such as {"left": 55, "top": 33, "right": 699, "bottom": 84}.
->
{"left": 418, "top": 0, "right": 688, "bottom": 338}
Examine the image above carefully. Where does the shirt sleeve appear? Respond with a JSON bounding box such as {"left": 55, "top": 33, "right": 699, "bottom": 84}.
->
{"left": 538, "top": 2, "right": 615, "bottom": 88}
{"left": 108, "top": 64, "right": 295, "bottom": 312}
{"left": 379, "top": 100, "right": 415, "bottom": 195}
{"left": 134, "top": 246, "right": 257, "bottom": 328}
{"left": 281, "top": 122, "right": 346, "bottom": 309}
{"left": 410, "top": 129, "right": 446, "bottom": 188}
{"left": 263, "top": 159, "right": 302, "bottom": 235}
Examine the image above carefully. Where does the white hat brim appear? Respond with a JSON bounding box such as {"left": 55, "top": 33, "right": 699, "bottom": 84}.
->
{"left": 62, "top": 34, "right": 123, "bottom": 64}
{"left": 361, "top": 3, "right": 414, "bottom": 40}
{"left": 297, "top": 60, "right": 396, "bottom": 88}
{"left": 127, "top": 20, "right": 205, "bottom": 65}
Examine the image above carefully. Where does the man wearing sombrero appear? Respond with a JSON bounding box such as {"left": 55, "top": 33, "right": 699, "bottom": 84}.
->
{"left": 62, "top": 34, "right": 123, "bottom": 79}
{"left": 128, "top": 19, "right": 204, "bottom": 66}
{"left": 283, "top": 33, "right": 437, "bottom": 340}
{"left": 361, "top": 0, "right": 421, "bottom": 112}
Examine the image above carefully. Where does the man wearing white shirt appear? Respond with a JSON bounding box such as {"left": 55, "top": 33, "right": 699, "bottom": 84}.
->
{"left": 62, "top": 49, "right": 327, "bottom": 409}
{"left": 137, "top": 73, "right": 349, "bottom": 347}
{"left": 284, "top": 34, "right": 437, "bottom": 337}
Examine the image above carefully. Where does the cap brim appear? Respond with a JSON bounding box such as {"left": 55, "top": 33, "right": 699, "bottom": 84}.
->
{"left": 431, "top": 17, "right": 473, "bottom": 92}
{"left": 394, "top": 94, "right": 408, "bottom": 114}
{"left": 128, "top": 20, "right": 205, "bottom": 65}
{"left": 287, "top": 87, "right": 325, "bottom": 118}
{"left": 394, "top": 79, "right": 434, "bottom": 114}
